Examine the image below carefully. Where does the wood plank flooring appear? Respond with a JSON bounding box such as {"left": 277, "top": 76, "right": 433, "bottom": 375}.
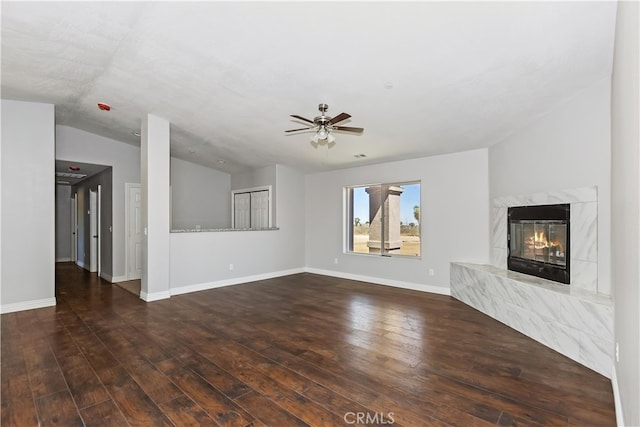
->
{"left": 1, "top": 263, "right": 615, "bottom": 426}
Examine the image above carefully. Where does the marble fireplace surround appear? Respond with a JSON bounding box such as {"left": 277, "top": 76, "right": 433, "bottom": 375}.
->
{"left": 492, "top": 186, "right": 599, "bottom": 292}
{"left": 450, "top": 187, "right": 613, "bottom": 377}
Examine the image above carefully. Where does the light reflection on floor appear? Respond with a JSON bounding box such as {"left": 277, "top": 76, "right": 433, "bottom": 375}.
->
{"left": 347, "top": 295, "right": 425, "bottom": 368}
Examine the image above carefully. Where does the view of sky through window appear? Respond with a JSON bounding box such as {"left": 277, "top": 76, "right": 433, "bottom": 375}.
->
{"left": 352, "top": 183, "right": 420, "bottom": 225}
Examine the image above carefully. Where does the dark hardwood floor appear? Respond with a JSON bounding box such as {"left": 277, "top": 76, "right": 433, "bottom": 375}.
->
{"left": 1, "top": 263, "right": 615, "bottom": 426}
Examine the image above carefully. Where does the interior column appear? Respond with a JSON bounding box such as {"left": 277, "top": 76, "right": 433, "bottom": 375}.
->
{"left": 140, "top": 114, "right": 171, "bottom": 301}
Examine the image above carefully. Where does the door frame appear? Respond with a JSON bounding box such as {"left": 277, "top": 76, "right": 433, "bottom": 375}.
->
{"left": 89, "top": 189, "right": 98, "bottom": 273}
{"left": 97, "top": 184, "right": 102, "bottom": 276}
{"left": 71, "top": 192, "right": 78, "bottom": 263}
{"left": 125, "top": 182, "right": 142, "bottom": 280}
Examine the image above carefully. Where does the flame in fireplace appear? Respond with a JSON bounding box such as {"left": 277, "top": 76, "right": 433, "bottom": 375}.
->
{"left": 533, "top": 231, "right": 548, "bottom": 248}
{"left": 529, "top": 231, "right": 562, "bottom": 251}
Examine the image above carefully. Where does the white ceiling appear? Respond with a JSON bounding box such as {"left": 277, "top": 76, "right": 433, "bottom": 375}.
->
{"left": 1, "top": 1, "right": 617, "bottom": 174}
{"left": 55, "top": 159, "right": 110, "bottom": 186}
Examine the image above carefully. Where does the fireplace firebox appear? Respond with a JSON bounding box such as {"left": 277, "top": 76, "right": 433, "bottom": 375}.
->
{"left": 507, "top": 204, "right": 570, "bottom": 284}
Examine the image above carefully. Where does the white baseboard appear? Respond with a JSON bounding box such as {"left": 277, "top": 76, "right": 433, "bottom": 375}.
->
{"left": 169, "top": 267, "right": 449, "bottom": 297}
{"left": 56, "top": 257, "right": 71, "bottom": 262}
{"left": 140, "top": 290, "right": 171, "bottom": 302}
{"left": 611, "top": 365, "right": 626, "bottom": 427}
{"left": 1, "top": 297, "right": 57, "bottom": 314}
{"left": 304, "top": 268, "right": 451, "bottom": 296}
{"left": 104, "top": 274, "right": 129, "bottom": 283}
{"left": 170, "top": 268, "right": 306, "bottom": 297}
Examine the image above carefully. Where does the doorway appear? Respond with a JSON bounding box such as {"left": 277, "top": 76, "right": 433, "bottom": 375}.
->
{"left": 55, "top": 161, "right": 111, "bottom": 277}
{"left": 89, "top": 186, "right": 102, "bottom": 275}
{"left": 89, "top": 189, "right": 97, "bottom": 272}
{"left": 71, "top": 192, "right": 77, "bottom": 263}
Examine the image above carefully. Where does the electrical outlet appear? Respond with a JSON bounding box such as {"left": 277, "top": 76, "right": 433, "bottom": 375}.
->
{"left": 334, "top": 258, "right": 339, "bottom": 265}
{"left": 616, "top": 342, "right": 619, "bottom": 362}
{"left": 428, "top": 269, "right": 435, "bottom": 277}
{"left": 229, "top": 264, "right": 234, "bottom": 271}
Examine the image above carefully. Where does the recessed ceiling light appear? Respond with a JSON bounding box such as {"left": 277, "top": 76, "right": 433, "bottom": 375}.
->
{"left": 354, "top": 154, "right": 367, "bottom": 158}
{"left": 217, "top": 159, "right": 225, "bottom": 164}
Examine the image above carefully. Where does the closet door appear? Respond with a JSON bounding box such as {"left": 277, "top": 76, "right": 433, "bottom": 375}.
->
{"left": 250, "top": 190, "right": 269, "bottom": 229}
{"left": 234, "top": 193, "right": 251, "bottom": 228}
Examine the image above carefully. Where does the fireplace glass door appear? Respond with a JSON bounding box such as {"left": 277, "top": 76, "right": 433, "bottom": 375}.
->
{"left": 507, "top": 203, "right": 570, "bottom": 284}
{"left": 510, "top": 220, "right": 567, "bottom": 267}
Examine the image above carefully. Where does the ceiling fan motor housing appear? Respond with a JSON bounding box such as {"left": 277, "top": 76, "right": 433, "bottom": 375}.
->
{"left": 316, "top": 104, "right": 331, "bottom": 125}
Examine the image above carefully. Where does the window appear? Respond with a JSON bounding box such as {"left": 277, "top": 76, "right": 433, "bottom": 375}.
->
{"left": 346, "top": 181, "right": 420, "bottom": 257}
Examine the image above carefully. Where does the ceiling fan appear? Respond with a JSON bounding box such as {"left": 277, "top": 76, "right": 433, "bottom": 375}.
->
{"left": 285, "top": 103, "right": 364, "bottom": 148}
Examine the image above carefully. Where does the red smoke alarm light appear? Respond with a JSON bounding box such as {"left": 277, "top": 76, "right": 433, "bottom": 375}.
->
{"left": 97, "top": 103, "right": 111, "bottom": 111}
{"left": 68, "top": 166, "right": 80, "bottom": 171}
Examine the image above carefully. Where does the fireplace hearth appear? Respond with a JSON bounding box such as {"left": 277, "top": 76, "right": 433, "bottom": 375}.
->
{"left": 507, "top": 204, "right": 570, "bottom": 284}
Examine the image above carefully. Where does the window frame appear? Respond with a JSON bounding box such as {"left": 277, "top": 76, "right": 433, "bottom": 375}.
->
{"left": 344, "top": 180, "right": 421, "bottom": 259}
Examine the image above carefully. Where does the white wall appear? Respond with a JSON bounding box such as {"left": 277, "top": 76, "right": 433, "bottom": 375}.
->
{"left": 231, "top": 164, "right": 277, "bottom": 190}
{"left": 1, "top": 100, "right": 56, "bottom": 312}
{"left": 171, "top": 157, "right": 231, "bottom": 230}
{"left": 610, "top": 2, "right": 640, "bottom": 425}
{"left": 305, "top": 149, "right": 490, "bottom": 292}
{"left": 56, "top": 126, "right": 140, "bottom": 281}
{"left": 170, "top": 164, "right": 305, "bottom": 291}
{"left": 489, "top": 78, "right": 612, "bottom": 294}
{"left": 55, "top": 185, "right": 72, "bottom": 261}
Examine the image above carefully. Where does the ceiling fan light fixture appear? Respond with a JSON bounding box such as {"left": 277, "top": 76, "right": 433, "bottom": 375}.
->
{"left": 317, "top": 127, "right": 328, "bottom": 140}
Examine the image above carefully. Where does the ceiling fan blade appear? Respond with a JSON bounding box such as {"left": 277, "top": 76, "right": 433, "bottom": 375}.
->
{"left": 290, "top": 114, "right": 315, "bottom": 124}
{"left": 328, "top": 112, "right": 351, "bottom": 125}
{"left": 285, "top": 127, "right": 313, "bottom": 133}
{"left": 333, "top": 126, "right": 364, "bottom": 133}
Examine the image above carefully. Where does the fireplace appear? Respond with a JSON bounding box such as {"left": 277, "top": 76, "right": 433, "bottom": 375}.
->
{"left": 507, "top": 204, "right": 570, "bottom": 284}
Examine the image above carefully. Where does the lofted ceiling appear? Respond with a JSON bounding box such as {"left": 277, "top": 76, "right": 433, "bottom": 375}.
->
{"left": 1, "top": 2, "right": 617, "bottom": 174}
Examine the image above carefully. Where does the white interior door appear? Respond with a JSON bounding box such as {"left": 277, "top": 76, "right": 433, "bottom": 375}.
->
{"left": 71, "top": 193, "right": 77, "bottom": 263}
{"left": 126, "top": 183, "right": 142, "bottom": 280}
{"left": 97, "top": 184, "right": 102, "bottom": 277}
{"left": 89, "top": 189, "right": 97, "bottom": 272}
{"left": 251, "top": 190, "right": 269, "bottom": 229}
{"left": 234, "top": 193, "right": 251, "bottom": 228}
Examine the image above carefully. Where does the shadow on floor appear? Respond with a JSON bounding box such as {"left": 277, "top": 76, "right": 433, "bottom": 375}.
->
{"left": 114, "top": 279, "right": 141, "bottom": 296}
